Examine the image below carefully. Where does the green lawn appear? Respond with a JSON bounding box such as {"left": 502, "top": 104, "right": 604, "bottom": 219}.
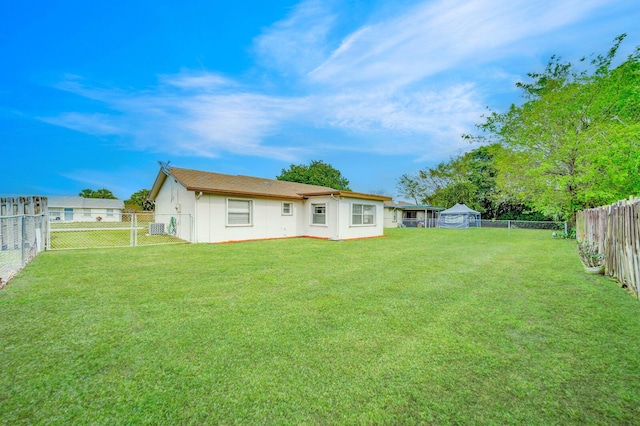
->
{"left": 1, "top": 228, "right": 639, "bottom": 424}
{"left": 49, "top": 228, "right": 186, "bottom": 249}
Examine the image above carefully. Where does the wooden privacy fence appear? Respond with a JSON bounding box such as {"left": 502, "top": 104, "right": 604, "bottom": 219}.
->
{"left": 576, "top": 197, "right": 640, "bottom": 298}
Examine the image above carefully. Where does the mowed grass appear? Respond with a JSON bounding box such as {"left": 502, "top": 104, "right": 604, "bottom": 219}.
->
{"left": 1, "top": 228, "right": 640, "bottom": 424}
{"left": 50, "top": 228, "right": 186, "bottom": 249}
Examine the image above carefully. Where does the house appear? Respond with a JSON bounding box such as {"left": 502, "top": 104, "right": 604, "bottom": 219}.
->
{"left": 384, "top": 201, "right": 443, "bottom": 228}
{"left": 438, "top": 203, "right": 481, "bottom": 228}
{"left": 48, "top": 196, "right": 125, "bottom": 222}
{"left": 148, "top": 165, "right": 391, "bottom": 243}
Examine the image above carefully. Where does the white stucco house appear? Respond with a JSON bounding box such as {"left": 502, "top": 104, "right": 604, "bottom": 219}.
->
{"left": 48, "top": 196, "right": 125, "bottom": 222}
{"left": 148, "top": 165, "right": 391, "bottom": 243}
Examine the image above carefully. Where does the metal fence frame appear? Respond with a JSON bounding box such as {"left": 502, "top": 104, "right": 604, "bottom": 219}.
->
{"left": 479, "top": 219, "right": 568, "bottom": 232}
{"left": 0, "top": 214, "right": 48, "bottom": 287}
{"left": 48, "top": 212, "right": 193, "bottom": 250}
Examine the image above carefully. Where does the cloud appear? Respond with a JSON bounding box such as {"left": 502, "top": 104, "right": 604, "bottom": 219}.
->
{"left": 253, "top": 0, "right": 337, "bottom": 76}
{"left": 40, "top": 0, "right": 617, "bottom": 166}
{"left": 308, "top": 0, "right": 610, "bottom": 88}
{"left": 45, "top": 74, "right": 309, "bottom": 161}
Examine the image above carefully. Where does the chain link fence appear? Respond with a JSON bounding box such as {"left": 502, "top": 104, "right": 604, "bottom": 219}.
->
{"left": 0, "top": 214, "right": 48, "bottom": 287}
{"left": 479, "top": 219, "right": 567, "bottom": 232}
{"left": 49, "top": 212, "right": 192, "bottom": 250}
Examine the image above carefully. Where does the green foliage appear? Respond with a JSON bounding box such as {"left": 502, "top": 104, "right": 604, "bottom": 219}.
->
{"left": 396, "top": 173, "right": 424, "bottom": 204}
{"left": 277, "top": 160, "right": 351, "bottom": 190}
{"left": 472, "top": 34, "right": 640, "bottom": 222}
{"left": 2, "top": 230, "right": 640, "bottom": 423}
{"left": 78, "top": 188, "right": 117, "bottom": 199}
{"left": 125, "top": 189, "right": 153, "bottom": 211}
{"left": 396, "top": 145, "right": 543, "bottom": 219}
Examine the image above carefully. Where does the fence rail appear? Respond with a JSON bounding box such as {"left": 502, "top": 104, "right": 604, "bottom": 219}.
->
{"left": 576, "top": 197, "right": 640, "bottom": 298}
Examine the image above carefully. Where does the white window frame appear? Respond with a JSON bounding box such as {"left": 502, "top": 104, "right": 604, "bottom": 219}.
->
{"left": 311, "top": 203, "right": 327, "bottom": 226}
{"left": 227, "top": 199, "right": 253, "bottom": 226}
{"left": 352, "top": 203, "right": 376, "bottom": 226}
{"left": 83, "top": 208, "right": 92, "bottom": 218}
{"left": 282, "top": 202, "right": 293, "bottom": 216}
{"left": 106, "top": 209, "right": 114, "bottom": 217}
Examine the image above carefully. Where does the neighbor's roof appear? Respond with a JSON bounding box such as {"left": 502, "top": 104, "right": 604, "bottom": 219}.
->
{"left": 149, "top": 167, "right": 391, "bottom": 202}
{"left": 48, "top": 196, "right": 124, "bottom": 209}
{"left": 384, "top": 201, "right": 444, "bottom": 211}
{"left": 440, "top": 203, "right": 481, "bottom": 215}
{"left": 383, "top": 200, "right": 415, "bottom": 207}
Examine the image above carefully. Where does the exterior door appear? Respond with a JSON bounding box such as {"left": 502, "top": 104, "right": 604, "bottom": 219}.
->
{"left": 64, "top": 208, "right": 73, "bottom": 222}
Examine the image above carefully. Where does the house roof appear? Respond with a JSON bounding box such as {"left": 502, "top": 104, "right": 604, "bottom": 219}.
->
{"left": 440, "top": 203, "right": 481, "bottom": 215}
{"left": 48, "top": 196, "right": 124, "bottom": 209}
{"left": 149, "top": 166, "right": 391, "bottom": 202}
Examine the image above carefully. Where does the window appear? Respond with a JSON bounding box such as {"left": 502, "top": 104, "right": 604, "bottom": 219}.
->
{"left": 83, "top": 208, "right": 92, "bottom": 218}
{"left": 311, "top": 203, "right": 326, "bottom": 225}
{"left": 352, "top": 204, "right": 375, "bottom": 225}
{"left": 282, "top": 202, "right": 293, "bottom": 216}
{"left": 227, "top": 199, "right": 252, "bottom": 225}
{"left": 106, "top": 209, "right": 114, "bottom": 217}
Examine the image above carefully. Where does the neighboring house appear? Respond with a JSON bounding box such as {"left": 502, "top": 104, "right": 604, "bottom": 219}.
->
{"left": 384, "top": 201, "right": 443, "bottom": 228}
{"left": 438, "top": 203, "right": 481, "bottom": 228}
{"left": 48, "top": 196, "right": 125, "bottom": 222}
{"left": 148, "top": 166, "right": 391, "bottom": 243}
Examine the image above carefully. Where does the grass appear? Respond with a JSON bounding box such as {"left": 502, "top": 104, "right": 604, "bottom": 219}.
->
{"left": 1, "top": 228, "right": 639, "bottom": 424}
{"left": 49, "top": 228, "right": 186, "bottom": 249}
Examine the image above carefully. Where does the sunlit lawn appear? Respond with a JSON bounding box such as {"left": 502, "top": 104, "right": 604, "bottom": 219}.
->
{"left": 1, "top": 228, "right": 639, "bottom": 424}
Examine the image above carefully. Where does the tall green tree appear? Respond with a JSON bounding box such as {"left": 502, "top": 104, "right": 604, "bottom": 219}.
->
{"left": 125, "top": 189, "right": 153, "bottom": 211}
{"left": 470, "top": 34, "right": 640, "bottom": 222}
{"left": 78, "top": 188, "right": 117, "bottom": 199}
{"left": 277, "top": 160, "right": 351, "bottom": 190}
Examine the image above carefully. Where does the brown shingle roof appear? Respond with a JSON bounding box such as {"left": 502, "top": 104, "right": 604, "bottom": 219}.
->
{"left": 149, "top": 166, "right": 391, "bottom": 201}
{"left": 169, "top": 167, "right": 339, "bottom": 200}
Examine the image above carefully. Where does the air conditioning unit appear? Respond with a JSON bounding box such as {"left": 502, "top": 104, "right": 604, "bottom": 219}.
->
{"left": 148, "top": 223, "right": 165, "bottom": 235}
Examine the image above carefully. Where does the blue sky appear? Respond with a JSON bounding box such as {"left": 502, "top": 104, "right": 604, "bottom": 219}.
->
{"left": 2, "top": 0, "right": 639, "bottom": 200}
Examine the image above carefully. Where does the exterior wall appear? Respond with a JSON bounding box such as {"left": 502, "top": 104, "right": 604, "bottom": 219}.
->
{"left": 383, "top": 207, "right": 401, "bottom": 228}
{"left": 195, "top": 194, "right": 302, "bottom": 243}
{"left": 154, "top": 176, "right": 195, "bottom": 241}
{"left": 48, "top": 207, "right": 123, "bottom": 222}
{"left": 300, "top": 196, "right": 340, "bottom": 240}
{"left": 336, "top": 197, "right": 385, "bottom": 240}
{"left": 154, "top": 178, "right": 386, "bottom": 243}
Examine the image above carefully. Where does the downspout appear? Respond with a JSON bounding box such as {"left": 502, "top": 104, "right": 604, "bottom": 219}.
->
{"left": 194, "top": 191, "right": 203, "bottom": 243}
{"left": 330, "top": 194, "right": 340, "bottom": 240}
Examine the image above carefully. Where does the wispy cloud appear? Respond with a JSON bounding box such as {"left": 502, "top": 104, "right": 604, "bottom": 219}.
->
{"left": 41, "top": 0, "right": 615, "bottom": 165}
{"left": 308, "top": 0, "right": 609, "bottom": 88}
{"left": 253, "top": 0, "right": 337, "bottom": 76}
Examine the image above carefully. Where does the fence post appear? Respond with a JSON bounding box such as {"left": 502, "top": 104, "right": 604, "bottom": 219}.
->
{"left": 564, "top": 221, "right": 568, "bottom": 236}
{"left": 21, "top": 216, "right": 25, "bottom": 266}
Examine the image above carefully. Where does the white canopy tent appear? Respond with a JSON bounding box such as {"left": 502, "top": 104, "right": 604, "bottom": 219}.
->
{"left": 438, "top": 203, "right": 481, "bottom": 229}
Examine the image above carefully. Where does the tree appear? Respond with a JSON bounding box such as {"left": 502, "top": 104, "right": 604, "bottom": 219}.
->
{"left": 78, "top": 188, "right": 117, "bottom": 199}
{"left": 277, "top": 160, "right": 351, "bottom": 190}
{"left": 125, "top": 189, "right": 153, "bottom": 211}
{"left": 469, "top": 34, "right": 640, "bottom": 223}
{"left": 396, "top": 145, "right": 543, "bottom": 219}
{"left": 396, "top": 174, "right": 424, "bottom": 204}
